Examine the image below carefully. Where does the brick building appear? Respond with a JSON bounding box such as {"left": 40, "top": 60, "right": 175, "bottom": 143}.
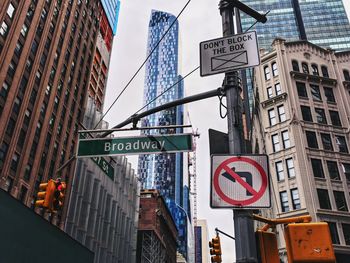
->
{"left": 0, "top": 0, "right": 101, "bottom": 224}
{"left": 136, "top": 189, "right": 178, "bottom": 263}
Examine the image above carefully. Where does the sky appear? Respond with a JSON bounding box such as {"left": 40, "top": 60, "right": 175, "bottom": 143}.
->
{"left": 103, "top": 1, "right": 350, "bottom": 262}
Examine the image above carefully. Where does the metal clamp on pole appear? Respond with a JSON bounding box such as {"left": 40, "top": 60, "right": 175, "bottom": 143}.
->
{"left": 224, "top": 0, "right": 267, "bottom": 23}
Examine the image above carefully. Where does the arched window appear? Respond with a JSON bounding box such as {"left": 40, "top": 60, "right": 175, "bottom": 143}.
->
{"left": 272, "top": 62, "right": 278, "bottom": 76}
{"left": 292, "top": 60, "right": 299, "bottom": 72}
{"left": 264, "top": 66, "right": 271, "bottom": 80}
{"left": 311, "top": 64, "right": 319, "bottom": 76}
{"left": 302, "top": 62, "right": 309, "bottom": 74}
{"left": 321, "top": 66, "right": 329, "bottom": 78}
{"left": 343, "top": 69, "right": 350, "bottom": 81}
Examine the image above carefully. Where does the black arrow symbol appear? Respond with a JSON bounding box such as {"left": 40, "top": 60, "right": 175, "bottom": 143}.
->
{"left": 222, "top": 168, "right": 253, "bottom": 196}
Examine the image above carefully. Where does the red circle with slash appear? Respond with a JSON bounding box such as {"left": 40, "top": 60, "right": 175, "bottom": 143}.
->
{"left": 213, "top": 156, "right": 267, "bottom": 206}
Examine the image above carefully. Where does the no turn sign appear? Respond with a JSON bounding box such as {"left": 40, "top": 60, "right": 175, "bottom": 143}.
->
{"left": 210, "top": 155, "right": 271, "bottom": 209}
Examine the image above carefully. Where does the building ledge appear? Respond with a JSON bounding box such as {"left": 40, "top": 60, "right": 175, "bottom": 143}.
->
{"left": 343, "top": 80, "right": 350, "bottom": 89}
{"left": 317, "top": 209, "right": 350, "bottom": 219}
{"left": 290, "top": 71, "right": 337, "bottom": 86}
{"left": 261, "top": 92, "right": 288, "bottom": 108}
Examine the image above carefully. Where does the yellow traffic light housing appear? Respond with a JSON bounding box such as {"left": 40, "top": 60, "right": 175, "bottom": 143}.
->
{"left": 256, "top": 230, "right": 279, "bottom": 263}
{"left": 209, "top": 236, "right": 222, "bottom": 263}
{"left": 52, "top": 181, "right": 66, "bottom": 212}
{"left": 284, "top": 222, "right": 336, "bottom": 263}
{"left": 35, "top": 179, "right": 56, "bottom": 209}
{"left": 253, "top": 214, "right": 336, "bottom": 263}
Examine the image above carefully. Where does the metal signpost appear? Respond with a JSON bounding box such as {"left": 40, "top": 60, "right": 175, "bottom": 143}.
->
{"left": 200, "top": 31, "right": 260, "bottom": 77}
{"left": 211, "top": 155, "right": 270, "bottom": 208}
{"left": 199, "top": 1, "right": 267, "bottom": 262}
{"left": 77, "top": 133, "right": 193, "bottom": 157}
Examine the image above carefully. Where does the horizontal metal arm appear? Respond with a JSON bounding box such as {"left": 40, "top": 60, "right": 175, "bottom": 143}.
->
{"left": 99, "top": 87, "right": 224, "bottom": 138}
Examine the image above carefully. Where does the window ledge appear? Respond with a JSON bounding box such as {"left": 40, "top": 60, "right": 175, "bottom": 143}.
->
{"left": 343, "top": 80, "right": 350, "bottom": 89}
{"left": 290, "top": 71, "right": 337, "bottom": 86}
{"left": 261, "top": 92, "right": 287, "bottom": 109}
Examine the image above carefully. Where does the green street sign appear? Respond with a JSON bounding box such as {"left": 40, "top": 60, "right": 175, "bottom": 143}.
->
{"left": 77, "top": 133, "right": 193, "bottom": 157}
{"left": 91, "top": 156, "right": 114, "bottom": 180}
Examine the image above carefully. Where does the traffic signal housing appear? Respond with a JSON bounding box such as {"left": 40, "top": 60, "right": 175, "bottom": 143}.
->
{"left": 52, "top": 182, "right": 66, "bottom": 212}
{"left": 209, "top": 236, "right": 222, "bottom": 262}
{"left": 284, "top": 222, "right": 336, "bottom": 263}
{"left": 35, "top": 179, "right": 56, "bottom": 209}
{"left": 256, "top": 230, "right": 279, "bottom": 263}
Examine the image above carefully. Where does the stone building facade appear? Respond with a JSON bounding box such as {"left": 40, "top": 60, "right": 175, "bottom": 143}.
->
{"left": 252, "top": 38, "right": 350, "bottom": 262}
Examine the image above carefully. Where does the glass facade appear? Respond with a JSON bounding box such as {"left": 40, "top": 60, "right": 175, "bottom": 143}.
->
{"left": 101, "top": 0, "right": 121, "bottom": 34}
{"left": 240, "top": 0, "right": 350, "bottom": 51}
{"left": 137, "top": 10, "right": 190, "bottom": 259}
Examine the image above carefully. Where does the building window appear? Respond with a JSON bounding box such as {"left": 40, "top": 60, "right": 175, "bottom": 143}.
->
{"left": 277, "top": 105, "right": 286, "bottom": 122}
{"left": 272, "top": 62, "right": 278, "bottom": 76}
{"left": 291, "top": 188, "right": 301, "bottom": 209}
{"left": 286, "top": 158, "right": 295, "bottom": 178}
{"left": 321, "top": 133, "right": 333, "bottom": 151}
{"left": 275, "top": 161, "right": 284, "bottom": 181}
{"left": 0, "top": 142, "right": 9, "bottom": 166}
{"left": 275, "top": 83, "right": 282, "bottom": 95}
{"left": 333, "top": 191, "right": 348, "bottom": 211}
{"left": 10, "top": 153, "right": 19, "bottom": 172}
{"left": 0, "top": 21, "right": 9, "bottom": 36}
{"left": 302, "top": 62, "right": 309, "bottom": 74}
{"left": 280, "top": 191, "right": 289, "bottom": 212}
{"left": 321, "top": 66, "right": 329, "bottom": 78}
{"left": 311, "top": 64, "right": 319, "bottom": 76}
{"left": 3, "top": 177, "right": 13, "bottom": 192}
{"left": 264, "top": 66, "right": 271, "bottom": 80}
{"left": 296, "top": 82, "right": 307, "bottom": 97}
{"left": 6, "top": 3, "right": 15, "bottom": 18}
{"left": 20, "top": 23, "right": 28, "bottom": 37}
{"left": 19, "top": 185, "right": 27, "bottom": 203}
{"left": 315, "top": 108, "right": 327, "bottom": 124}
{"left": 343, "top": 69, "right": 350, "bottom": 81}
{"left": 335, "top": 135, "right": 348, "bottom": 153}
{"left": 324, "top": 87, "right": 335, "bottom": 103}
{"left": 282, "top": 130, "right": 290, "bottom": 148}
{"left": 267, "top": 86, "right": 273, "bottom": 98}
{"left": 343, "top": 224, "right": 350, "bottom": 245}
{"left": 301, "top": 106, "right": 312, "bottom": 122}
{"left": 311, "top": 158, "right": 324, "bottom": 178}
{"left": 272, "top": 134, "right": 280, "bottom": 152}
{"left": 326, "top": 161, "right": 340, "bottom": 180}
{"left": 306, "top": 131, "right": 318, "bottom": 148}
{"left": 292, "top": 60, "right": 299, "bottom": 71}
{"left": 268, "top": 109, "right": 276, "bottom": 126}
{"left": 329, "top": 110, "right": 341, "bottom": 127}
{"left": 310, "top": 85, "right": 322, "bottom": 101}
{"left": 317, "top": 189, "right": 331, "bottom": 209}
{"left": 342, "top": 163, "right": 350, "bottom": 181}
{"left": 0, "top": 81, "right": 9, "bottom": 99}
{"left": 327, "top": 222, "right": 340, "bottom": 244}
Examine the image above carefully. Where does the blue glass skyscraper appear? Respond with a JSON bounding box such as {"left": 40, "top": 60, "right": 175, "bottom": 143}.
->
{"left": 101, "top": 0, "right": 121, "bottom": 35}
{"left": 240, "top": 0, "right": 350, "bottom": 51}
{"left": 138, "top": 10, "right": 190, "bottom": 259}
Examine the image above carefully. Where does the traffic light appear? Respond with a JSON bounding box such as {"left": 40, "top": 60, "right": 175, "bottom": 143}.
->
{"left": 284, "top": 222, "right": 336, "bottom": 263}
{"left": 52, "top": 181, "right": 66, "bottom": 212}
{"left": 256, "top": 230, "right": 279, "bottom": 263}
{"left": 35, "top": 179, "right": 56, "bottom": 209}
{"left": 209, "top": 236, "right": 222, "bottom": 263}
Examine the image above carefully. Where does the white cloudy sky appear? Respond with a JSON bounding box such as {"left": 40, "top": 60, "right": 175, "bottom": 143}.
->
{"left": 103, "top": 1, "right": 350, "bottom": 262}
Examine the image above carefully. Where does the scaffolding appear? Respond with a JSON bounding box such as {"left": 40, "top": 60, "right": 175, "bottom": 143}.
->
{"left": 188, "top": 130, "right": 200, "bottom": 227}
{"left": 140, "top": 231, "right": 166, "bottom": 263}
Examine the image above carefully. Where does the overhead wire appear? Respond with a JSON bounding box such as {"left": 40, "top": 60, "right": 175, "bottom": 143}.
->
{"left": 93, "top": 0, "right": 193, "bottom": 129}
{"left": 134, "top": 66, "right": 200, "bottom": 115}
